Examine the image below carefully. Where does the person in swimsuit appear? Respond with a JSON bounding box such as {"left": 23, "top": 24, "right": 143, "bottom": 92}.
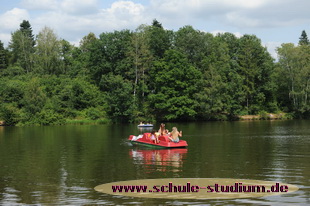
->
{"left": 169, "top": 127, "right": 182, "bottom": 143}
{"left": 150, "top": 130, "right": 159, "bottom": 144}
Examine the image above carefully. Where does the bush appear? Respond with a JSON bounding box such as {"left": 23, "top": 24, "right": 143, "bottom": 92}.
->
{"left": 0, "top": 104, "right": 20, "bottom": 126}
{"left": 258, "top": 111, "right": 269, "bottom": 120}
{"left": 85, "top": 107, "right": 103, "bottom": 120}
{"left": 36, "top": 109, "right": 65, "bottom": 125}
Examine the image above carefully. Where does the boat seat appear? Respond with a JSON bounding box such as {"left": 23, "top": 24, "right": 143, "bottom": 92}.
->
{"left": 159, "top": 135, "right": 170, "bottom": 142}
{"left": 143, "top": 133, "right": 152, "bottom": 143}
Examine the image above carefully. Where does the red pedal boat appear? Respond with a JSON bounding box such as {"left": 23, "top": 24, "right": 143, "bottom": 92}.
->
{"left": 128, "top": 133, "right": 188, "bottom": 148}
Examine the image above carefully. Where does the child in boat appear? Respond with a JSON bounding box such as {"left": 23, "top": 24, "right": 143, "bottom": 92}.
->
{"left": 150, "top": 130, "right": 159, "bottom": 144}
{"left": 169, "top": 127, "right": 182, "bottom": 143}
{"left": 158, "top": 123, "right": 165, "bottom": 135}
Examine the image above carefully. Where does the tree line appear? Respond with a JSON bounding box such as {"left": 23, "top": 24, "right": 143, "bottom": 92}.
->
{"left": 0, "top": 20, "right": 309, "bottom": 125}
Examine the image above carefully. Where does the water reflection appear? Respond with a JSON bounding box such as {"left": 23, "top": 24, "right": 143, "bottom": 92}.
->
{"left": 137, "top": 127, "right": 154, "bottom": 133}
{"left": 129, "top": 148, "right": 187, "bottom": 173}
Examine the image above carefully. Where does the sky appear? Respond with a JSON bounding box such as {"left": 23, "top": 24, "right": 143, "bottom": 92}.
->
{"left": 0, "top": 0, "right": 309, "bottom": 59}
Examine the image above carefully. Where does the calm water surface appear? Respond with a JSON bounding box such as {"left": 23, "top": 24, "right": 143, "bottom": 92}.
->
{"left": 0, "top": 120, "right": 309, "bottom": 205}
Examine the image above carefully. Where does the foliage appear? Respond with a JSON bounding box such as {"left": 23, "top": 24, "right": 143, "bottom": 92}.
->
{"left": 35, "top": 27, "right": 62, "bottom": 74}
{"left": 100, "top": 73, "right": 134, "bottom": 122}
{"left": 276, "top": 43, "right": 310, "bottom": 116}
{"left": 0, "top": 40, "right": 8, "bottom": 70}
{"left": 148, "top": 50, "right": 202, "bottom": 121}
{"left": 0, "top": 104, "right": 20, "bottom": 126}
{"left": 0, "top": 20, "right": 309, "bottom": 125}
{"left": 299, "top": 30, "right": 309, "bottom": 46}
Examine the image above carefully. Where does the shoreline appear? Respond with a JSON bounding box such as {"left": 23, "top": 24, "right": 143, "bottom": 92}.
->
{"left": 0, "top": 113, "right": 294, "bottom": 126}
{"left": 238, "top": 113, "right": 290, "bottom": 121}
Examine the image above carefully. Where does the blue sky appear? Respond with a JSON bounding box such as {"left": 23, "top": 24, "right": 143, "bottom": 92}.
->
{"left": 1, "top": 0, "right": 309, "bottom": 58}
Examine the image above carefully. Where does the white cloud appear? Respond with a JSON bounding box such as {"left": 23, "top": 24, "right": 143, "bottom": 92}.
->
{"left": 150, "top": 0, "right": 310, "bottom": 29}
{"left": 0, "top": 33, "right": 11, "bottom": 46}
{"left": 0, "top": 8, "right": 30, "bottom": 31}
{"left": 29, "top": 1, "right": 147, "bottom": 45}
{"left": 210, "top": 30, "right": 243, "bottom": 38}
{"left": 21, "top": 0, "right": 58, "bottom": 10}
{"left": 1, "top": 0, "right": 309, "bottom": 48}
{"left": 0, "top": 8, "right": 30, "bottom": 45}
{"left": 264, "top": 41, "right": 282, "bottom": 60}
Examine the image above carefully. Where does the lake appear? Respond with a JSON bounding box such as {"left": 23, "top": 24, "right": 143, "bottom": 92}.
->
{"left": 0, "top": 120, "right": 309, "bottom": 205}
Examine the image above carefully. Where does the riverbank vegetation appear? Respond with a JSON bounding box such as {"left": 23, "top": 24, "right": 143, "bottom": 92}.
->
{"left": 0, "top": 20, "right": 309, "bottom": 125}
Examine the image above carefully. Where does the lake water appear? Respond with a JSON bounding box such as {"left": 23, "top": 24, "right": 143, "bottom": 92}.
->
{"left": 0, "top": 120, "right": 309, "bottom": 205}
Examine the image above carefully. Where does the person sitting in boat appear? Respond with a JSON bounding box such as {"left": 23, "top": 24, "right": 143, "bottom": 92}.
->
{"left": 169, "top": 127, "right": 182, "bottom": 143}
{"left": 150, "top": 130, "right": 159, "bottom": 144}
{"left": 158, "top": 123, "right": 165, "bottom": 135}
{"left": 165, "top": 129, "right": 170, "bottom": 136}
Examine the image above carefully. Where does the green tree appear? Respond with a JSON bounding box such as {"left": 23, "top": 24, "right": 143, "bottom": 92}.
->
{"left": 88, "top": 30, "right": 132, "bottom": 84}
{"left": 148, "top": 50, "right": 202, "bottom": 121}
{"left": 9, "top": 20, "right": 35, "bottom": 72}
{"left": 174, "top": 25, "right": 210, "bottom": 68}
{"left": 0, "top": 104, "right": 19, "bottom": 126}
{"left": 0, "top": 40, "right": 8, "bottom": 70}
{"left": 147, "top": 19, "right": 172, "bottom": 59}
{"left": 60, "top": 39, "right": 74, "bottom": 74}
{"left": 23, "top": 78, "right": 47, "bottom": 116}
{"left": 128, "top": 25, "right": 153, "bottom": 100}
{"left": 299, "top": 30, "right": 309, "bottom": 46}
{"left": 67, "top": 33, "right": 98, "bottom": 77}
{"left": 99, "top": 73, "right": 134, "bottom": 122}
{"left": 195, "top": 36, "right": 233, "bottom": 120}
{"left": 277, "top": 43, "right": 310, "bottom": 116}
{"left": 19, "top": 20, "right": 35, "bottom": 46}
{"left": 35, "top": 27, "right": 62, "bottom": 74}
{"left": 237, "top": 35, "right": 275, "bottom": 114}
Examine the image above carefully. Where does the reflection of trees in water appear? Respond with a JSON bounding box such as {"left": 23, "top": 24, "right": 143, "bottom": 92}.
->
{"left": 129, "top": 149, "right": 187, "bottom": 173}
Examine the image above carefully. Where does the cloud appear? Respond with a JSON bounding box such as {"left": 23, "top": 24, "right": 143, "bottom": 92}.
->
{"left": 264, "top": 41, "right": 282, "bottom": 60}
{"left": 0, "top": 8, "right": 30, "bottom": 31}
{"left": 0, "top": 8, "right": 30, "bottom": 45}
{"left": 150, "top": 0, "right": 310, "bottom": 28}
{"left": 1, "top": 0, "right": 309, "bottom": 48}
{"left": 21, "top": 0, "right": 58, "bottom": 10}
{"left": 29, "top": 1, "right": 147, "bottom": 45}
{"left": 210, "top": 30, "right": 243, "bottom": 38}
{"left": 60, "top": 0, "right": 99, "bottom": 15}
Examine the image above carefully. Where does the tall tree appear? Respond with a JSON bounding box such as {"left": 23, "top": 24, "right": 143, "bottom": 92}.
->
{"left": 0, "top": 40, "right": 8, "bottom": 70}
{"left": 237, "top": 35, "right": 275, "bottom": 114}
{"left": 128, "top": 25, "right": 153, "bottom": 99}
{"left": 88, "top": 30, "right": 132, "bottom": 84}
{"left": 147, "top": 19, "right": 172, "bottom": 59}
{"left": 299, "top": 30, "right": 309, "bottom": 46}
{"left": 195, "top": 36, "right": 234, "bottom": 120}
{"left": 35, "top": 27, "right": 62, "bottom": 74}
{"left": 99, "top": 73, "right": 134, "bottom": 122}
{"left": 277, "top": 43, "right": 310, "bottom": 115}
{"left": 9, "top": 20, "right": 35, "bottom": 72}
{"left": 174, "top": 25, "right": 210, "bottom": 68}
{"left": 59, "top": 39, "right": 74, "bottom": 74}
{"left": 19, "top": 20, "right": 35, "bottom": 46}
{"left": 148, "top": 50, "right": 202, "bottom": 121}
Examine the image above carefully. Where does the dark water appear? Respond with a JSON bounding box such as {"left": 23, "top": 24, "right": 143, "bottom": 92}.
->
{"left": 0, "top": 120, "right": 309, "bottom": 205}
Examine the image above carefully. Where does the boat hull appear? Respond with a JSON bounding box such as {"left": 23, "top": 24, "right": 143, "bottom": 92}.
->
{"left": 137, "top": 124, "right": 153, "bottom": 127}
{"left": 128, "top": 133, "right": 188, "bottom": 148}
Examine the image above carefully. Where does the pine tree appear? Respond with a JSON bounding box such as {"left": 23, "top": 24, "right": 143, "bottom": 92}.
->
{"left": 299, "top": 30, "right": 309, "bottom": 46}
{"left": 0, "top": 40, "right": 8, "bottom": 70}
{"left": 9, "top": 20, "right": 35, "bottom": 72}
{"left": 19, "top": 20, "right": 35, "bottom": 46}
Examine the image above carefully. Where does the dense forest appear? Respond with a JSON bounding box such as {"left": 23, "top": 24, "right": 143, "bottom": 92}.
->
{"left": 0, "top": 20, "right": 309, "bottom": 125}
